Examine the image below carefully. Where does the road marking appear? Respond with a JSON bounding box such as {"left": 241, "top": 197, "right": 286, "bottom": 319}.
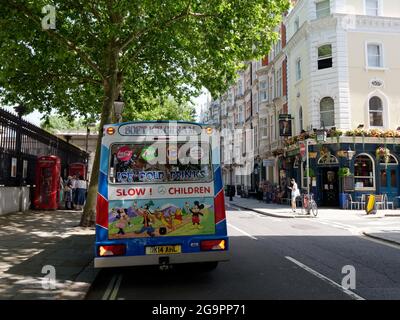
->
{"left": 102, "top": 275, "right": 117, "bottom": 300}
{"left": 361, "top": 234, "right": 400, "bottom": 250}
{"left": 109, "top": 274, "right": 123, "bottom": 300}
{"left": 228, "top": 205, "right": 284, "bottom": 222}
{"left": 311, "top": 219, "right": 400, "bottom": 250}
{"left": 285, "top": 256, "right": 365, "bottom": 300}
{"left": 311, "top": 219, "right": 360, "bottom": 235}
{"left": 227, "top": 223, "right": 258, "bottom": 240}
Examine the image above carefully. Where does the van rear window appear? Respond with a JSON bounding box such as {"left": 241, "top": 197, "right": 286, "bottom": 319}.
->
{"left": 109, "top": 142, "right": 212, "bottom": 184}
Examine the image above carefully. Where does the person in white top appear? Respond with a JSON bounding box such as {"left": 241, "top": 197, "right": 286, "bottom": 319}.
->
{"left": 288, "top": 178, "right": 300, "bottom": 213}
{"left": 75, "top": 175, "right": 87, "bottom": 210}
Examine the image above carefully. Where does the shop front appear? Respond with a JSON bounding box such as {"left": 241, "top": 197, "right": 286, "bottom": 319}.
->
{"left": 317, "top": 143, "right": 399, "bottom": 208}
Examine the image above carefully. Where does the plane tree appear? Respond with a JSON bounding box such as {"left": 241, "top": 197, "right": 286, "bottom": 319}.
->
{"left": 0, "top": 0, "right": 289, "bottom": 226}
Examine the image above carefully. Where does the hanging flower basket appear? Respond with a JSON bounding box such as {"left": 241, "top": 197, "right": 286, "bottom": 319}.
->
{"left": 338, "top": 167, "right": 351, "bottom": 178}
{"left": 376, "top": 146, "right": 390, "bottom": 164}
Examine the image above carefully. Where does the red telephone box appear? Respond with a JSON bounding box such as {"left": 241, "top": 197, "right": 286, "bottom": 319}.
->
{"left": 33, "top": 155, "right": 61, "bottom": 210}
{"left": 68, "top": 162, "right": 86, "bottom": 179}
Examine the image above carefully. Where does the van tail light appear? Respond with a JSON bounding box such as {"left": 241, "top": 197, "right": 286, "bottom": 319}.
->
{"left": 98, "top": 245, "right": 126, "bottom": 257}
{"left": 200, "top": 240, "right": 226, "bottom": 251}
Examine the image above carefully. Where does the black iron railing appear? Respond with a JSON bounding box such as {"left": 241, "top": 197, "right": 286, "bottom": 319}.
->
{"left": 0, "top": 108, "right": 88, "bottom": 187}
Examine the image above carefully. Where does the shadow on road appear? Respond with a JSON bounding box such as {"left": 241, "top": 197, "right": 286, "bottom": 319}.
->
{"left": 86, "top": 234, "right": 400, "bottom": 300}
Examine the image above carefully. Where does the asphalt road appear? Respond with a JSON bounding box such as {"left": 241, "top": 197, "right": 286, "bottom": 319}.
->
{"left": 86, "top": 205, "right": 400, "bottom": 300}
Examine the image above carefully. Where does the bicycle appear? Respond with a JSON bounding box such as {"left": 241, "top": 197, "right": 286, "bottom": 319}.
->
{"left": 300, "top": 192, "right": 318, "bottom": 217}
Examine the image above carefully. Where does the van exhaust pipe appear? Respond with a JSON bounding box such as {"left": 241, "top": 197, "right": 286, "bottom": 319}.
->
{"left": 159, "top": 256, "right": 171, "bottom": 271}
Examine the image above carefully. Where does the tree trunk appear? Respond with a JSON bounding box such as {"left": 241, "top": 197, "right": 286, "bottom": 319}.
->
{"left": 80, "top": 47, "right": 122, "bottom": 227}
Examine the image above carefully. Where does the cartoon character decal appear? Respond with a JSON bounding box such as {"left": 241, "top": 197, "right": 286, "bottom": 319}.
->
{"left": 114, "top": 208, "right": 131, "bottom": 235}
{"left": 189, "top": 201, "right": 205, "bottom": 229}
{"left": 108, "top": 198, "right": 215, "bottom": 239}
{"left": 133, "top": 201, "right": 156, "bottom": 237}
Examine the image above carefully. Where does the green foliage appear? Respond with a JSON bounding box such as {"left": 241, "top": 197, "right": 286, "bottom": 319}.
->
{"left": 338, "top": 167, "right": 351, "bottom": 178}
{"left": 0, "top": 0, "right": 290, "bottom": 116}
{"left": 0, "top": 0, "right": 290, "bottom": 224}
{"left": 124, "top": 97, "right": 196, "bottom": 122}
{"left": 40, "top": 115, "right": 98, "bottom": 133}
{"left": 305, "top": 168, "right": 315, "bottom": 178}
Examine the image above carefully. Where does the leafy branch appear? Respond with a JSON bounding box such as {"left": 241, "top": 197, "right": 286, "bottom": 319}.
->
{"left": 7, "top": 1, "right": 106, "bottom": 81}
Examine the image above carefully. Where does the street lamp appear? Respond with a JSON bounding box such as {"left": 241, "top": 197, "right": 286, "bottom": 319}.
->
{"left": 346, "top": 146, "right": 355, "bottom": 167}
{"left": 85, "top": 123, "right": 97, "bottom": 153}
{"left": 113, "top": 93, "right": 125, "bottom": 123}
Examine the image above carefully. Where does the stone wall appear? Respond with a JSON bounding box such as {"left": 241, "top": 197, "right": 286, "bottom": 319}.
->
{"left": 0, "top": 187, "right": 31, "bottom": 215}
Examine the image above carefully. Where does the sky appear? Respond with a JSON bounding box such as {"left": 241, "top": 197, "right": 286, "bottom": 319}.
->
{"left": 193, "top": 88, "right": 210, "bottom": 121}
{"left": 2, "top": 89, "right": 211, "bottom": 126}
{"left": 2, "top": 105, "right": 43, "bottom": 126}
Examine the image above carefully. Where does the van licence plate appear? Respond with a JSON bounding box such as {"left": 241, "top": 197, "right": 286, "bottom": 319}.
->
{"left": 145, "top": 245, "right": 181, "bottom": 255}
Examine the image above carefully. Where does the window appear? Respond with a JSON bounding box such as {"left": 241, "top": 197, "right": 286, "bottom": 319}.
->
{"left": 242, "top": 131, "right": 246, "bottom": 154}
{"left": 379, "top": 154, "right": 398, "bottom": 165}
{"left": 274, "top": 38, "right": 282, "bottom": 54}
{"left": 318, "top": 44, "right": 332, "bottom": 70}
{"left": 254, "top": 125, "right": 258, "bottom": 150}
{"left": 354, "top": 154, "right": 375, "bottom": 190}
{"left": 275, "top": 67, "right": 282, "bottom": 97}
{"left": 246, "top": 78, "right": 251, "bottom": 91}
{"left": 234, "top": 132, "right": 241, "bottom": 159}
{"left": 261, "top": 118, "right": 268, "bottom": 137}
{"left": 269, "top": 114, "right": 275, "bottom": 141}
{"left": 320, "top": 97, "right": 335, "bottom": 127}
{"left": 369, "top": 96, "right": 383, "bottom": 127}
{"left": 249, "top": 129, "right": 253, "bottom": 152}
{"left": 109, "top": 142, "right": 212, "bottom": 184}
{"left": 238, "top": 80, "right": 243, "bottom": 96}
{"left": 228, "top": 90, "right": 234, "bottom": 106}
{"left": 316, "top": 0, "right": 330, "bottom": 19}
{"left": 252, "top": 91, "right": 258, "bottom": 113}
{"left": 269, "top": 75, "right": 274, "bottom": 101}
{"left": 299, "top": 106, "right": 303, "bottom": 132}
{"left": 221, "top": 102, "right": 227, "bottom": 116}
{"left": 365, "top": 0, "right": 379, "bottom": 16}
{"left": 367, "top": 43, "right": 383, "bottom": 68}
{"left": 245, "top": 101, "right": 251, "bottom": 120}
{"left": 259, "top": 80, "right": 268, "bottom": 101}
{"left": 296, "top": 58, "right": 302, "bottom": 81}
{"left": 252, "top": 61, "right": 257, "bottom": 82}
{"left": 238, "top": 105, "right": 244, "bottom": 124}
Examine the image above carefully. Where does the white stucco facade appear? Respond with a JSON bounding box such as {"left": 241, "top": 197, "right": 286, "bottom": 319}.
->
{"left": 286, "top": 0, "right": 400, "bottom": 132}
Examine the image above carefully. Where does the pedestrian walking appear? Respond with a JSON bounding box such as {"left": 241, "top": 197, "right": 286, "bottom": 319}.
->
{"left": 288, "top": 178, "right": 300, "bottom": 213}
{"left": 75, "top": 175, "right": 87, "bottom": 210}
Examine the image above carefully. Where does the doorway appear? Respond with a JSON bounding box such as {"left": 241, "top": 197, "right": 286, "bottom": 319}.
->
{"left": 321, "top": 167, "right": 339, "bottom": 207}
{"left": 379, "top": 165, "right": 399, "bottom": 203}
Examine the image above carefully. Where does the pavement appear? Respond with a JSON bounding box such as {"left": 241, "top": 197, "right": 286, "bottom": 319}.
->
{"left": 0, "top": 209, "right": 97, "bottom": 300}
{"left": 227, "top": 196, "right": 400, "bottom": 247}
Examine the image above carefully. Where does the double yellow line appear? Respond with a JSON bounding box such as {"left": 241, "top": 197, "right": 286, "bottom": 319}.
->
{"left": 102, "top": 274, "right": 123, "bottom": 300}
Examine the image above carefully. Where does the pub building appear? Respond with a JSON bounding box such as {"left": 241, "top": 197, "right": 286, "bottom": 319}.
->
{"left": 276, "top": 132, "right": 400, "bottom": 208}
